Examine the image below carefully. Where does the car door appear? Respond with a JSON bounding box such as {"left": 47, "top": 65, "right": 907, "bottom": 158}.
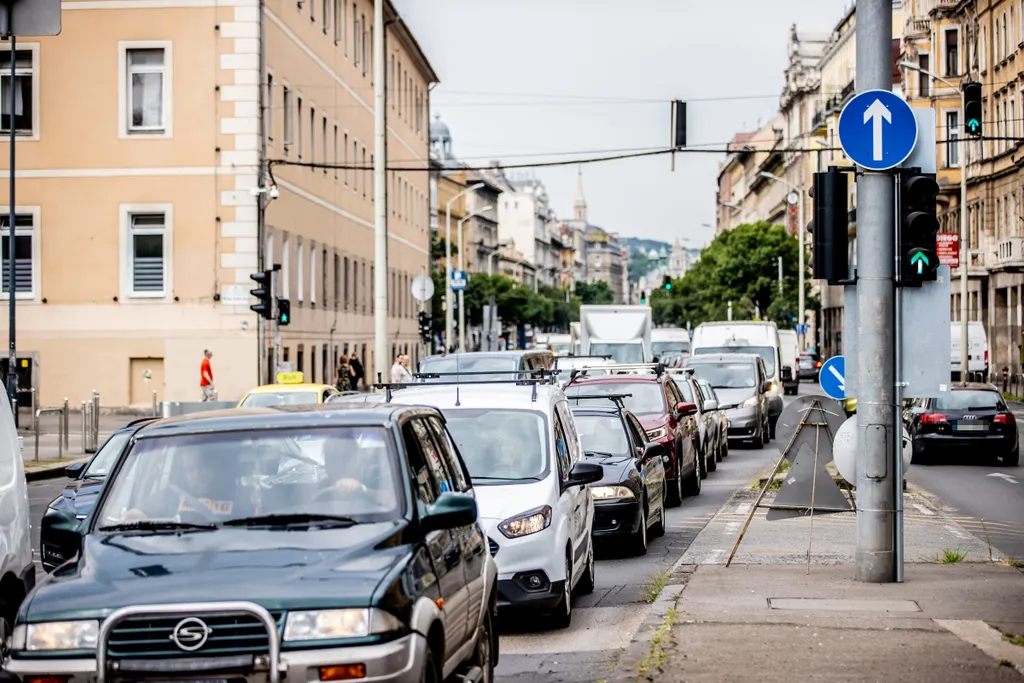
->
{"left": 424, "top": 415, "right": 488, "bottom": 638}
{"left": 552, "top": 402, "right": 588, "bottom": 583}
{"left": 404, "top": 418, "right": 470, "bottom": 658}
{"left": 625, "top": 412, "right": 664, "bottom": 507}
{"left": 665, "top": 379, "right": 695, "bottom": 469}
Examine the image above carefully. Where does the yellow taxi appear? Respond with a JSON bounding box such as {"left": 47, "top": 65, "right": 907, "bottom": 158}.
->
{"left": 237, "top": 371, "right": 340, "bottom": 408}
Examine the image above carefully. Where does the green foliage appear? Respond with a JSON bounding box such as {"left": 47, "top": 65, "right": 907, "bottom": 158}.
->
{"left": 650, "top": 221, "right": 818, "bottom": 328}
{"left": 574, "top": 281, "right": 615, "bottom": 305}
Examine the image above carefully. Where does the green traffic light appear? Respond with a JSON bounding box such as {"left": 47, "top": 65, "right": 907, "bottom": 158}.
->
{"left": 664, "top": 283, "right": 672, "bottom": 291}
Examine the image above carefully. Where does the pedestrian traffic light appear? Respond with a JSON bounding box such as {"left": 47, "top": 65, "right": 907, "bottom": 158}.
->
{"left": 276, "top": 298, "right": 291, "bottom": 325}
{"left": 418, "top": 311, "right": 432, "bottom": 342}
{"left": 811, "top": 169, "right": 850, "bottom": 285}
{"left": 899, "top": 168, "right": 940, "bottom": 284}
{"left": 249, "top": 270, "right": 273, "bottom": 319}
{"left": 640, "top": 291, "right": 647, "bottom": 304}
{"left": 964, "top": 82, "right": 982, "bottom": 136}
{"left": 662, "top": 275, "right": 672, "bottom": 291}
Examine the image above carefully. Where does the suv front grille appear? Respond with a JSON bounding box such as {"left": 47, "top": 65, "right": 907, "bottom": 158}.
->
{"left": 106, "top": 611, "right": 286, "bottom": 659}
{"left": 488, "top": 538, "right": 499, "bottom": 556}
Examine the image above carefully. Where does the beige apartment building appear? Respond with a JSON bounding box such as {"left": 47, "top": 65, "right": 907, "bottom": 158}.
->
{"left": 0, "top": 0, "right": 436, "bottom": 408}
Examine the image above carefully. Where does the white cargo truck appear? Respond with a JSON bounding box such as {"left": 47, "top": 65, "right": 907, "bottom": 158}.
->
{"left": 579, "top": 305, "right": 653, "bottom": 363}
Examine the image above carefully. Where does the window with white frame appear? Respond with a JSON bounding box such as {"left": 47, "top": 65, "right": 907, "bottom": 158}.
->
{"left": 322, "top": 0, "right": 329, "bottom": 33}
{"left": 124, "top": 46, "right": 170, "bottom": 135}
{"left": 309, "top": 105, "right": 316, "bottom": 165}
{"left": 946, "top": 110, "right": 959, "bottom": 167}
{"left": 333, "top": 124, "right": 339, "bottom": 179}
{"left": 266, "top": 73, "right": 274, "bottom": 144}
{"left": 353, "top": 4, "right": 361, "bottom": 67}
{"left": 334, "top": 0, "right": 343, "bottom": 45}
{"left": 322, "top": 116, "right": 328, "bottom": 174}
{"left": 297, "top": 240, "right": 305, "bottom": 303}
{"left": 352, "top": 139, "right": 358, "bottom": 192}
{"left": 297, "top": 96, "right": 304, "bottom": 159}
{"left": 343, "top": 132, "right": 349, "bottom": 185}
{"left": 310, "top": 244, "right": 317, "bottom": 305}
{"left": 283, "top": 86, "right": 293, "bottom": 150}
{"left": 0, "top": 47, "right": 37, "bottom": 137}
{"left": 127, "top": 211, "right": 168, "bottom": 296}
{"left": 944, "top": 28, "right": 960, "bottom": 76}
{"left": 282, "top": 236, "right": 291, "bottom": 299}
{"left": 0, "top": 211, "right": 36, "bottom": 298}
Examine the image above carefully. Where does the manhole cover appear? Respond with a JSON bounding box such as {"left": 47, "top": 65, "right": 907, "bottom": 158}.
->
{"left": 767, "top": 598, "right": 921, "bottom": 612}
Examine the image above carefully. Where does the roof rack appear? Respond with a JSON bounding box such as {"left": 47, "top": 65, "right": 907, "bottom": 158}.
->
{"left": 554, "top": 354, "right": 612, "bottom": 362}
{"left": 565, "top": 392, "right": 632, "bottom": 411}
{"left": 373, "top": 373, "right": 557, "bottom": 403}
{"left": 413, "top": 369, "right": 559, "bottom": 380}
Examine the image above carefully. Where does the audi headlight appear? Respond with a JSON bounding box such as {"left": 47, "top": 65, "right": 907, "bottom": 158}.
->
{"left": 498, "top": 505, "right": 552, "bottom": 539}
{"left": 283, "top": 608, "right": 403, "bottom": 641}
{"left": 646, "top": 426, "right": 668, "bottom": 440}
{"left": 591, "top": 485, "right": 634, "bottom": 500}
{"left": 741, "top": 396, "right": 758, "bottom": 408}
{"left": 19, "top": 620, "right": 99, "bottom": 651}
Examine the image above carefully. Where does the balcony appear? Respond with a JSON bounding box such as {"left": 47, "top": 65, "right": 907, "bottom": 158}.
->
{"left": 994, "top": 237, "right": 1024, "bottom": 270}
{"left": 952, "top": 248, "right": 988, "bottom": 278}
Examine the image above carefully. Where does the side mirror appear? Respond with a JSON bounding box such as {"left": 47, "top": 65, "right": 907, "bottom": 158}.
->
{"left": 568, "top": 461, "right": 603, "bottom": 486}
{"left": 65, "top": 462, "right": 85, "bottom": 479}
{"left": 676, "top": 401, "right": 698, "bottom": 417}
{"left": 704, "top": 400, "right": 719, "bottom": 411}
{"left": 421, "top": 492, "right": 478, "bottom": 532}
{"left": 642, "top": 442, "right": 665, "bottom": 462}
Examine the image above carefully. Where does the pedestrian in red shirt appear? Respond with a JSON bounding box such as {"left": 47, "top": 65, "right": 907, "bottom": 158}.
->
{"left": 200, "top": 350, "right": 216, "bottom": 402}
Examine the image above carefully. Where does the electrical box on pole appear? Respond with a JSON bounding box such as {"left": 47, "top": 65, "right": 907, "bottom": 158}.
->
{"left": 898, "top": 167, "right": 940, "bottom": 284}
{"left": 963, "top": 82, "right": 982, "bottom": 136}
{"left": 811, "top": 169, "right": 850, "bottom": 285}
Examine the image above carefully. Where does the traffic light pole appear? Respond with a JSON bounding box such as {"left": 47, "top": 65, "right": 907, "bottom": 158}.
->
{"left": 959, "top": 109, "right": 969, "bottom": 382}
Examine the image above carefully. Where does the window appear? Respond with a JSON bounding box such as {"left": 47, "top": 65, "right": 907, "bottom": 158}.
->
{"left": 353, "top": 5, "right": 361, "bottom": 67}
{"left": 945, "top": 29, "right": 959, "bottom": 76}
{"left": 370, "top": 155, "right": 374, "bottom": 202}
{"left": 266, "top": 74, "right": 274, "bottom": 143}
{"left": 343, "top": 256, "right": 350, "bottom": 309}
{"left": 309, "top": 244, "right": 317, "bottom": 305}
{"left": 122, "top": 45, "right": 171, "bottom": 137}
{"left": 389, "top": 55, "right": 395, "bottom": 108}
{"left": 983, "top": 26, "right": 988, "bottom": 70}
{"left": 333, "top": 253, "right": 341, "bottom": 306}
{"left": 322, "top": 249, "right": 328, "bottom": 306}
{"left": 353, "top": 139, "right": 359, "bottom": 193}
{"left": 1013, "top": 7, "right": 1017, "bottom": 47}
{"left": 1005, "top": 13, "right": 1010, "bottom": 57}
{"left": 322, "top": 115, "right": 328, "bottom": 174}
{"left": 361, "top": 13, "right": 368, "bottom": 76}
{"left": 322, "top": 0, "right": 329, "bottom": 32}
{"left": 297, "top": 96, "right": 304, "bottom": 159}
{"left": 343, "top": 132, "right": 349, "bottom": 185}
{"left": 0, "top": 211, "right": 37, "bottom": 299}
{"left": 0, "top": 47, "right": 36, "bottom": 137}
{"left": 947, "top": 110, "right": 959, "bottom": 167}
{"left": 297, "top": 240, "right": 305, "bottom": 303}
{"left": 282, "top": 236, "right": 290, "bottom": 299}
{"left": 362, "top": 146, "right": 367, "bottom": 197}
{"left": 283, "top": 86, "right": 293, "bottom": 149}
{"left": 426, "top": 416, "right": 470, "bottom": 492}
{"left": 918, "top": 53, "right": 929, "bottom": 97}
{"left": 121, "top": 206, "right": 171, "bottom": 298}
{"left": 403, "top": 423, "right": 439, "bottom": 508}
{"left": 309, "top": 105, "right": 316, "bottom": 165}
{"left": 333, "top": 123, "right": 339, "bottom": 179}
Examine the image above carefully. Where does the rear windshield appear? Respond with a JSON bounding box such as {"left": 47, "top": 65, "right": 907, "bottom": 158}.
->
{"left": 418, "top": 356, "right": 519, "bottom": 380}
{"left": 566, "top": 382, "right": 667, "bottom": 417}
{"left": 933, "top": 391, "right": 1003, "bottom": 411}
{"left": 653, "top": 341, "right": 690, "bottom": 356}
{"left": 589, "top": 343, "right": 645, "bottom": 364}
{"left": 694, "top": 346, "right": 775, "bottom": 376}
{"left": 686, "top": 362, "right": 757, "bottom": 389}
{"left": 239, "top": 391, "right": 319, "bottom": 407}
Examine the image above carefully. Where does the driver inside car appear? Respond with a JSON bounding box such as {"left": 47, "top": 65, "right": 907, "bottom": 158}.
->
{"left": 321, "top": 432, "right": 396, "bottom": 509}
{"left": 124, "top": 448, "right": 250, "bottom": 523}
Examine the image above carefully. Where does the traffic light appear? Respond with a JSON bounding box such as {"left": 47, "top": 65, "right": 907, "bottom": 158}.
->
{"left": 964, "top": 82, "right": 982, "bottom": 136}
{"left": 671, "top": 100, "right": 687, "bottom": 148}
{"left": 811, "top": 169, "right": 850, "bottom": 285}
{"left": 899, "top": 168, "right": 940, "bottom": 284}
{"left": 418, "top": 311, "right": 432, "bottom": 342}
{"left": 662, "top": 275, "right": 672, "bottom": 291}
{"left": 249, "top": 270, "right": 273, "bottom": 319}
{"left": 640, "top": 291, "right": 647, "bottom": 304}
{"left": 276, "top": 298, "right": 291, "bottom": 325}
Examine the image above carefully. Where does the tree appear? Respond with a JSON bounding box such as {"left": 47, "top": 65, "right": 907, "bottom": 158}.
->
{"left": 574, "top": 281, "right": 615, "bottom": 305}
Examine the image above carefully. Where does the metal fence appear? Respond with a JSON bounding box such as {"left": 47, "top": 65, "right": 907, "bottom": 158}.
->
{"left": 34, "top": 398, "right": 69, "bottom": 462}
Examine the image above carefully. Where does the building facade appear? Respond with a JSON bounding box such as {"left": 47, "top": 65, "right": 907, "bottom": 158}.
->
{"left": 0, "top": 0, "right": 436, "bottom": 407}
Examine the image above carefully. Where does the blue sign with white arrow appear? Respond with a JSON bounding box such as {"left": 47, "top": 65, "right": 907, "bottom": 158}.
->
{"left": 450, "top": 270, "right": 467, "bottom": 292}
{"left": 837, "top": 89, "right": 918, "bottom": 171}
{"left": 819, "top": 355, "right": 846, "bottom": 401}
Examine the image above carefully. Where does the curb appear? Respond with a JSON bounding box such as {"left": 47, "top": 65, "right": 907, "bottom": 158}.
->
{"left": 25, "top": 457, "right": 86, "bottom": 482}
{"left": 609, "top": 579, "right": 688, "bottom": 683}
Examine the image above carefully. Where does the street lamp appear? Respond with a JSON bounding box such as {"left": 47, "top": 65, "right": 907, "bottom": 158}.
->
{"left": 446, "top": 182, "right": 485, "bottom": 350}
{"left": 457, "top": 205, "right": 493, "bottom": 352}
{"left": 760, "top": 171, "right": 806, "bottom": 350}
{"left": 900, "top": 60, "right": 968, "bottom": 381}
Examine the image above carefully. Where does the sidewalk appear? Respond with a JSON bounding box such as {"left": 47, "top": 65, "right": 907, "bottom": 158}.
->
{"left": 19, "top": 412, "right": 137, "bottom": 480}
{"left": 612, "top": 480, "right": 1024, "bottom": 682}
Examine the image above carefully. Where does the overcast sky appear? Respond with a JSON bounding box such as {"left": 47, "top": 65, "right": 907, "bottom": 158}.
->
{"left": 393, "top": 0, "right": 849, "bottom": 246}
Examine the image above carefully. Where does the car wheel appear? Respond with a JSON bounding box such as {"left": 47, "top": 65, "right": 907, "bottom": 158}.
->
{"left": 683, "top": 451, "right": 702, "bottom": 496}
{"left": 706, "top": 441, "right": 718, "bottom": 472}
{"left": 910, "top": 444, "right": 927, "bottom": 465}
{"left": 665, "top": 448, "right": 683, "bottom": 507}
{"left": 421, "top": 641, "right": 441, "bottom": 683}
{"left": 575, "top": 538, "right": 596, "bottom": 595}
{"left": 651, "top": 490, "right": 666, "bottom": 538}
{"left": 753, "top": 423, "right": 765, "bottom": 450}
{"left": 631, "top": 502, "right": 649, "bottom": 556}
{"left": 1003, "top": 444, "right": 1020, "bottom": 467}
{"left": 551, "top": 555, "right": 573, "bottom": 629}
{"left": 469, "top": 603, "right": 496, "bottom": 683}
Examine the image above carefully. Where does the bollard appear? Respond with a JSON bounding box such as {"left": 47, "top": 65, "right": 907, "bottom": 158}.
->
{"left": 92, "top": 391, "right": 100, "bottom": 452}
{"left": 81, "top": 400, "right": 87, "bottom": 453}
{"left": 35, "top": 407, "right": 65, "bottom": 463}
{"left": 63, "top": 398, "right": 69, "bottom": 451}
{"left": 152, "top": 390, "right": 158, "bottom": 417}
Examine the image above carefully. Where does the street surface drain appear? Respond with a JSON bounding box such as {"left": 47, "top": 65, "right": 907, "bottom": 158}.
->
{"left": 767, "top": 598, "right": 921, "bottom": 612}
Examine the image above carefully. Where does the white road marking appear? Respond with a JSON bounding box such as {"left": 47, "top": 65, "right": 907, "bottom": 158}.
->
{"left": 986, "top": 472, "right": 1019, "bottom": 484}
{"left": 934, "top": 619, "right": 1024, "bottom": 675}
{"left": 911, "top": 503, "right": 935, "bottom": 516}
{"left": 943, "top": 525, "right": 970, "bottom": 540}
{"left": 734, "top": 502, "right": 751, "bottom": 515}
{"left": 724, "top": 522, "right": 740, "bottom": 534}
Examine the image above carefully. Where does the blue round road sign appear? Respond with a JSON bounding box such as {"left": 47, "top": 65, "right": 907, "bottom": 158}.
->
{"left": 837, "top": 89, "right": 918, "bottom": 171}
{"left": 819, "top": 355, "right": 846, "bottom": 401}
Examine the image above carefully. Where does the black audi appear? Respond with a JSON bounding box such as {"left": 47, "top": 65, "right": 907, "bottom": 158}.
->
{"left": 904, "top": 383, "right": 1019, "bottom": 466}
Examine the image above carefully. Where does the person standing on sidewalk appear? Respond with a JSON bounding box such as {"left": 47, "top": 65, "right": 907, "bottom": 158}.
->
{"left": 349, "top": 354, "right": 365, "bottom": 391}
{"left": 336, "top": 355, "right": 354, "bottom": 392}
{"left": 200, "top": 350, "right": 215, "bottom": 401}
{"left": 391, "top": 354, "right": 413, "bottom": 383}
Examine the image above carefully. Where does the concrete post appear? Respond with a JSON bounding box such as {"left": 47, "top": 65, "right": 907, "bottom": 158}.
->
{"left": 855, "top": 0, "right": 896, "bottom": 583}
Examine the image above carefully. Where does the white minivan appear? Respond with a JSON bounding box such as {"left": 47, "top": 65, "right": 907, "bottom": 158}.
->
{"left": 389, "top": 382, "right": 602, "bottom": 629}
{"left": 950, "top": 321, "right": 989, "bottom": 381}
{"left": 777, "top": 329, "right": 800, "bottom": 395}
{"left": 691, "top": 321, "right": 784, "bottom": 437}
{"left": 0, "top": 394, "right": 34, "bottom": 633}
{"left": 651, "top": 328, "right": 691, "bottom": 363}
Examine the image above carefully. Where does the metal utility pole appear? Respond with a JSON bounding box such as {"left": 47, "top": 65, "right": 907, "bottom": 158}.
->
{"left": 778, "top": 256, "right": 783, "bottom": 294}
{"left": 372, "top": 0, "right": 387, "bottom": 383}
{"left": 5, "top": 29, "right": 16, "bottom": 424}
{"left": 457, "top": 206, "right": 492, "bottom": 352}
{"left": 256, "top": 0, "right": 268, "bottom": 386}
{"left": 855, "top": 0, "right": 896, "bottom": 583}
{"left": 959, "top": 128, "right": 968, "bottom": 380}
{"left": 445, "top": 183, "right": 483, "bottom": 349}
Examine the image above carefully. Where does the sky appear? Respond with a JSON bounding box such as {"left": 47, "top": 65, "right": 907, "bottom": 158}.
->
{"left": 393, "top": 0, "right": 849, "bottom": 246}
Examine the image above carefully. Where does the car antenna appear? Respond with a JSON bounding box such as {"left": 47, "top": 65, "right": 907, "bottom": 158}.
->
{"left": 454, "top": 345, "right": 461, "bottom": 407}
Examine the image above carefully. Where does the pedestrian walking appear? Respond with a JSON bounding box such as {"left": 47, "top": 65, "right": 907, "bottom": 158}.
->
{"left": 336, "top": 355, "right": 355, "bottom": 392}
{"left": 391, "top": 354, "right": 413, "bottom": 383}
{"left": 349, "top": 355, "right": 365, "bottom": 390}
{"left": 200, "top": 350, "right": 216, "bottom": 401}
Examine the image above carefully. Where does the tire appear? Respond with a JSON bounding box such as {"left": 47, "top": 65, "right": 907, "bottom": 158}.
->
{"left": 421, "top": 641, "right": 441, "bottom": 683}
{"left": 575, "top": 539, "right": 596, "bottom": 595}
{"left": 650, "top": 489, "right": 666, "bottom": 538}
{"left": 550, "top": 555, "right": 573, "bottom": 629}
{"left": 706, "top": 441, "right": 718, "bottom": 472}
{"left": 1003, "top": 445, "right": 1020, "bottom": 467}
{"left": 665, "top": 446, "right": 683, "bottom": 507}
{"left": 910, "top": 444, "right": 927, "bottom": 465}
{"left": 753, "top": 422, "right": 766, "bottom": 450}
{"left": 630, "top": 503, "right": 649, "bottom": 556}
{"left": 470, "top": 604, "right": 496, "bottom": 683}
{"left": 682, "top": 450, "right": 702, "bottom": 496}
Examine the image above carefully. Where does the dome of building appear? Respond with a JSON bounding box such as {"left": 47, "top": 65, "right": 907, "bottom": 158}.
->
{"left": 430, "top": 114, "right": 451, "bottom": 145}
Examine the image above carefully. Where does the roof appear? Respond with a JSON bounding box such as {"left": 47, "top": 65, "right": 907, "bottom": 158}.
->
{"left": 133, "top": 404, "right": 432, "bottom": 437}
{"left": 567, "top": 374, "right": 663, "bottom": 386}
{"left": 243, "top": 383, "right": 335, "bottom": 394}
{"left": 951, "top": 382, "right": 1001, "bottom": 392}
{"left": 386, "top": 1, "right": 439, "bottom": 85}
{"left": 387, "top": 383, "right": 563, "bottom": 412}
{"left": 420, "top": 350, "right": 548, "bottom": 362}
{"left": 684, "top": 353, "right": 760, "bottom": 364}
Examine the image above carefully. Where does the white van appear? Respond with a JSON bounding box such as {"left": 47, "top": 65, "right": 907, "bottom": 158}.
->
{"left": 691, "top": 321, "right": 784, "bottom": 437}
{"left": 950, "top": 321, "right": 989, "bottom": 380}
{"left": 652, "top": 328, "right": 691, "bottom": 363}
{"left": 777, "top": 329, "right": 800, "bottom": 395}
{"left": 0, "top": 393, "right": 34, "bottom": 631}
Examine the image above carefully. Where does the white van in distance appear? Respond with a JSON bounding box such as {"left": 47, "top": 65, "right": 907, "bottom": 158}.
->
{"left": 950, "top": 321, "right": 989, "bottom": 381}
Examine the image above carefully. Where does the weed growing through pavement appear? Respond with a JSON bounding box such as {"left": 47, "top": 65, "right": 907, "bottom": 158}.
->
{"left": 637, "top": 608, "right": 680, "bottom": 677}
{"left": 933, "top": 547, "right": 968, "bottom": 564}
{"left": 642, "top": 570, "right": 670, "bottom": 603}
{"left": 1004, "top": 632, "right": 1024, "bottom": 647}
{"left": 980, "top": 519, "right": 994, "bottom": 562}
{"left": 1000, "top": 659, "right": 1015, "bottom": 668}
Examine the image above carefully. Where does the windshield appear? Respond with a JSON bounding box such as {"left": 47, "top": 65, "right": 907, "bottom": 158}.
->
{"left": 653, "top": 341, "right": 690, "bottom": 356}
{"left": 443, "top": 410, "right": 549, "bottom": 483}
{"left": 686, "top": 363, "right": 757, "bottom": 389}
{"left": 697, "top": 382, "right": 718, "bottom": 403}
{"left": 240, "top": 391, "right": 319, "bottom": 407}
{"left": 676, "top": 380, "right": 695, "bottom": 403}
{"left": 549, "top": 343, "right": 572, "bottom": 355}
{"left": 934, "top": 391, "right": 1002, "bottom": 411}
{"left": 94, "top": 427, "right": 404, "bottom": 527}
{"left": 418, "top": 356, "right": 519, "bottom": 381}
{"left": 589, "top": 343, "right": 645, "bottom": 364}
{"left": 694, "top": 346, "right": 775, "bottom": 376}
{"left": 566, "top": 382, "right": 667, "bottom": 417}
{"left": 84, "top": 430, "right": 132, "bottom": 478}
{"left": 573, "top": 413, "right": 630, "bottom": 457}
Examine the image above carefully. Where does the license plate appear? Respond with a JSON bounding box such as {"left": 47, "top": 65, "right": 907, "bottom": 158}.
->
{"left": 954, "top": 423, "right": 986, "bottom": 432}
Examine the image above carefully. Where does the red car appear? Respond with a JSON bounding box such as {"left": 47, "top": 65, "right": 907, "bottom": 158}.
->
{"left": 565, "top": 370, "right": 703, "bottom": 505}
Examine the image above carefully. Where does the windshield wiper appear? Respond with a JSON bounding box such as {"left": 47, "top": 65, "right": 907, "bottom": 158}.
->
{"left": 584, "top": 450, "right": 619, "bottom": 458}
{"left": 472, "top": 475, "right": 541, "bottom": 482}
{"left": 221, "top": 513, "right": 357, "bottom": 528}
{"left": 99, "top": 520, "right": 217, "bottom": 532}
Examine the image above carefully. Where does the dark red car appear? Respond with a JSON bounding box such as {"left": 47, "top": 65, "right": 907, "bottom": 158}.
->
{"left": 565, "top": 370, "right": 702, "bottom": 504}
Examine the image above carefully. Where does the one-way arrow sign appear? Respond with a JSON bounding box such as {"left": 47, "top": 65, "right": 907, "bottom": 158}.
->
{"left": 838, "top": 89, "right": 918, "bottom": 171}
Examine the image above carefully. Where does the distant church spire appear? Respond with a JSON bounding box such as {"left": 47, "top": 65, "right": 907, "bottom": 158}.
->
{"left": 574, "top": 165, "right": 588, "bottom": 222}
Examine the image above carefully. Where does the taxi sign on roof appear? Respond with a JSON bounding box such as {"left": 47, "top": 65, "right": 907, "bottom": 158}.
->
{"left": 276, "top": 371, "right": 305, "bottom": 384}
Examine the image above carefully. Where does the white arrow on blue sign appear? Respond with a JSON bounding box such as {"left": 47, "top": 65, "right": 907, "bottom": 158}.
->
{"left": 819, "top": 355, "right": 846, "bottom": 401}
{"left": 837, "top": 89, "right": 918, "bottom": 171}
{"left": 450, "top": 270, "right": 467, "bottom": 292}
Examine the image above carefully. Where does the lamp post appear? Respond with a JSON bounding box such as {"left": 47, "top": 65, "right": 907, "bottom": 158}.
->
{"left": 457, "top": 205, "right": 493, "bottom": 351}
{"left": 445, "top": 182, "right": 485, "bottom": 350}
{"left": 760, "top": 171, "right": 806, "bottom": 350}
{"left": 900, "top": 60, "right": 968, "bottom": 382}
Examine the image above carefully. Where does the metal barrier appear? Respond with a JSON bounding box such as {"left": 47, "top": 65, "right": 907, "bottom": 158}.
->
{"left": 34, "top": 406, "right": 65, "bottom": 463}
{"left": 152, "top": 390, "right": 158, "bottom": 417}
{"left": 81, "top": 390, "right": 100, "bottom": 453}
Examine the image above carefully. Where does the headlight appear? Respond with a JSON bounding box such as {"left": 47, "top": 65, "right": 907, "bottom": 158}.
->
{"left": 283, "top": 608, "right": 403, "bottom": 641}
{"left": 646, "top": 426, "right": 668, "bottom": 440}
{"left": 741, "top": 396, "right": 758, "bottom": 408}
{"left": 21, "top": 621, "right": 99, "bottom": 651}
{"left": 498, "top": 505, "right": 552, "bottom": 539}
{"left": 591, "top": 485, "right": 634, "bottom": 500}
{"left": 769, "top": 382, "right": 780, "bottom": 393}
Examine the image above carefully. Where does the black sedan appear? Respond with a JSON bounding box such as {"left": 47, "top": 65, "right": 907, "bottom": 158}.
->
{"left": 39, "top": 418, "right": 155, "bottom": 572}
{"left": 570, "top": 402, "right": 668, "bottom": 555}
{"left": 798, "top": 352, "right": 821, "bottom": 381}
{"left": 904, "top": 383, "right": 1019, "bottom": 466}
